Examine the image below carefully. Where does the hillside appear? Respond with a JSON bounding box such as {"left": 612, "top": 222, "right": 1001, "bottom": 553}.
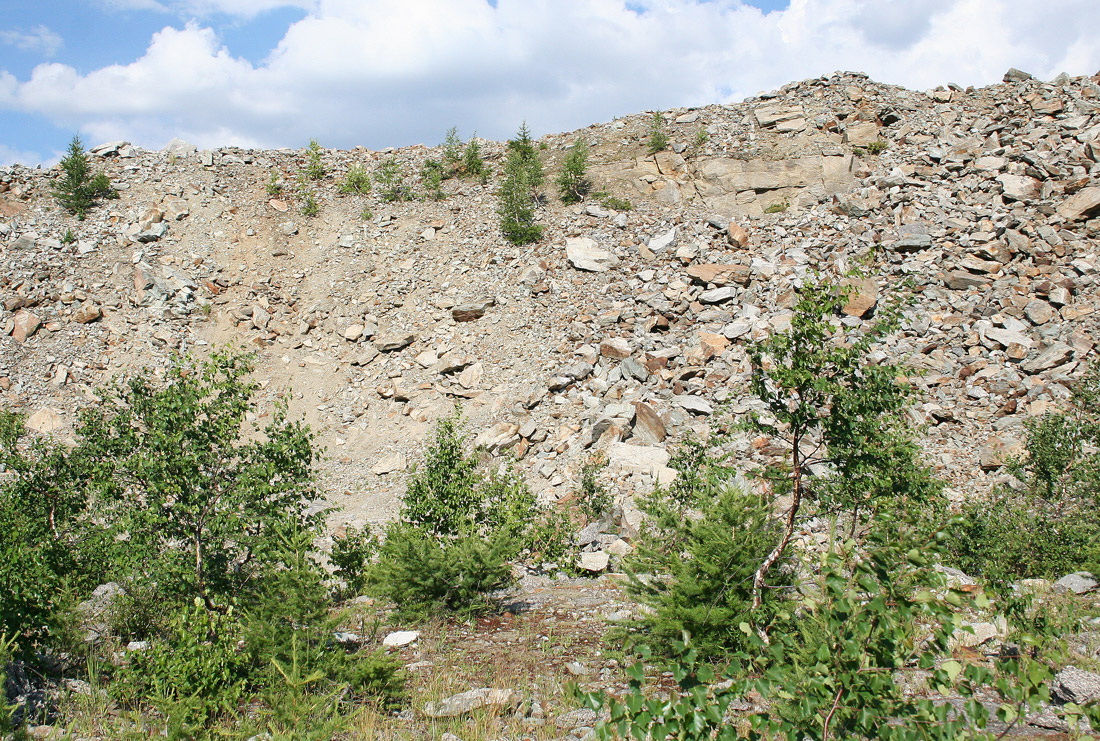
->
{"left": 2, "top": 67, "right": 1100, "bottom": 738}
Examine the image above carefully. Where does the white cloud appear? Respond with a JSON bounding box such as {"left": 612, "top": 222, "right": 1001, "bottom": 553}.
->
{"left": 0, "top": 144, "right": 46, "bottom": 167}
{"left": 2, "top": 0, "right": 1099, "bottom": 153}
{"left": 0, "top": 24, "right": 63, "bottom": 58}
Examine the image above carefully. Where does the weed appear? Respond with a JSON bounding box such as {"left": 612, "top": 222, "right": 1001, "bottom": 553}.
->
{"left": 300, "top": 191, "right": 319, "bottom": 217}
{"left": 338, "top": 164, "right": 371, "bottom": 195}
{"left": 764, "top": 199, "right": 789, "bottom": 213}
{"left": 266, "top": 170, "right": 283, "bottom": 196}
{"left": 61, "top": 228, "right": 76, "bottom": 245}
{"left": 303, "top": 139, "right": 327, "bottom": 180}
{"left": 647, "top": 112, "right": 669, "bottom": 155}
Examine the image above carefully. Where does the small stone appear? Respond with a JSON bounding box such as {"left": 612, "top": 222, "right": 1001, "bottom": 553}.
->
{"left": 422, "top": 688, "right": 517, "bottom": 718}
{"left": 600, "top": 338, "right": 632, "bottom": 359}
{"left": 452, "top": 300, "right": 493, "bottom": 322}
{"left": 1022, "top": 344, "right": 1073, "bottom": 373}
{"left": 632, "top": 402, "right": 666, "bottom": 444}
{"left": 375, "top": 332, "right": 416, "bottom": 352}
{"left": 578, "top": 551, "right": 610, "bottom": 572}
{"left": 73, "top": 302, "right": 102, "bottom": 324}
{"left": 372, "top": 453, "right": 407, "bottom": 475}
{"left": 647, "top": 228, "right": 677, "bottom": 252}
{"left": 12, "top": 310, "right": 41, "bottom": 342}
{"left": 727, "top": 222, "right": 750, "bottom": 247}
{"left": 382, "top": 630, "right": 420, "bottom": 647}
{"left": 1053, "top": 572, "right": 1097, "bottom": 595}
{"left": 1023, "top": 300, "right": 1055, "bottom": 325}
{"left": 1051, "top": 666, "right": 1100, "bottom": 705}
{"left": 566, "top": 237, "right": 618, "bottom": 272}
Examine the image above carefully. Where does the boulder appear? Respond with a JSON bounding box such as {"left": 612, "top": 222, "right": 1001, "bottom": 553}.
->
{"left": 422, "top": 688, "right": 517, "bottom": 718}
{"left": 566, "top": 237, "right": 618, "bottom": 272}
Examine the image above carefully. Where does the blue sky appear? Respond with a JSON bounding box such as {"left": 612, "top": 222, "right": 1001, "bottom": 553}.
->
{"left": 1, "top": 0, "right": 1098, "bottom": 166}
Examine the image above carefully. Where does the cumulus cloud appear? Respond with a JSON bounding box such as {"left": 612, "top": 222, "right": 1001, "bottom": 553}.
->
{"left": 0, "top": 144, "right": 49, "bottom": 167}
{"left": 0, "top": 24, "right": 64, "bottom": 58}
{"left": 2, "top": 0, "right": 1099, "bottom": 154}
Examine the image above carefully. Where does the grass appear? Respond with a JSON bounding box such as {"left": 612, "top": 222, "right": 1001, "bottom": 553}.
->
{"left": 50, "top": 583, "right": 627, "bottom": 739}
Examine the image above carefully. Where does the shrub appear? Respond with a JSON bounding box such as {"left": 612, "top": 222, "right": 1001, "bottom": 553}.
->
{"left": 646, "top": 112, "right": 668, "bottom": 155}
{"left": 371, "top": 525, "right": 515, "bottom": 619}
{"left": 498, "top": 147, "right": 544, "bottom": 245}
{"left": 441, "top": 126, "right": 463, "bottom": 171}
{"left": 266, "top": 170, "right": 283, "bottom": 196}
{"left": 0, "top": 633, "right": 19, "bottom": 733}
{"left": 303, "top": 139, "right": 327, "bottom": 180}
{"left": 947, "top": 364, "right": 1100, "bottom": 582}
{"left": 75, "top": 348, "right": 322, "bottom": 610}
{"left": 52, "top": 135, "right": 117, "bottom": 219}
{"left": 0, "top": 410, "right": 110, "bottom": 645}
{"left": 557, "top": 139, "right": 591, "bottom": 205}
{"left": 592, "top": 516, "right": 1062, "bottom": 741}
{"left": 694, "top": 128, "right": 710, "bottom": 148}
{"left": 420, "top": 159, "right": 445, "bottom": 201}
{"left": 507, "top": 122, "right": 544, "bottom": 187}
{"left": 113, "top": 600, "right": 251, "bottom": 726}
{"left": 368, "top": 413, "right": 563, "bottom": 616}
{"left": 743, "top": 276, "right": 938, "bottom": 606}
{"left": 461, "top": 135, "right": 488, "bottom": 181}
{"left": 338, "top": 164, "right": 371, "bottom": 195}
{"left": 578, "top": 454, "right": 611, "bottom": 523}
{"left": 61, "top": 228, "right": 76, "bottom": 245}
{"left": 865, "top": 139, "right": 888, "bottom": 154}
{"left": 594, "top": 191, "right": 632, "bottom": 211}
{"left": 624, "top": 439, "right": 783, "bottom": 658}
{"left": 329, "top": 525, "right": 377, "bottom": 599}
{"left": 300, "top": 191, "right": 319, "bottom": 216}
{"left": 375, "top": 158, "right": 411, "bottom": 202}
{"left": 764, "top": 199, "right": 789, "bottom": 213}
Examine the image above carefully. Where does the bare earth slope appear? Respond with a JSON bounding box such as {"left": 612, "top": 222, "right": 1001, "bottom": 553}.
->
{"left": 2, "top": 68, "right": 1100, "bottom": 555}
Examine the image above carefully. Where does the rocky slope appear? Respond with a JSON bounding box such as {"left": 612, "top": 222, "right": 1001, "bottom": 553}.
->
{"left": 2, "top": 67, "right": 1100, "bottom": 563}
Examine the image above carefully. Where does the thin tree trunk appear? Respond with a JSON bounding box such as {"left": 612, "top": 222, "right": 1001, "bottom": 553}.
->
{"left": 752, "top": 433, "right": 802, "bottom": 610}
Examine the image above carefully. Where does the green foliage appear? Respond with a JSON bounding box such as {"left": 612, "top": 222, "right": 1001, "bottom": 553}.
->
{"left": 376, "top": 157, "right": 411, "bottom": 202}
{"left": 461, "top": 135, "right": 488, "bottom": 181}
{"left": 647, "top": 112, "right": 669, "bottom": 155}
{"left": 624, "top": 439, "right": 783, "bottom": 658}
{"left": 420, "top": 159, "right": 445, "bottom": 201}
{"left": 498, "top": 146, "right": 544, "bottom": 245}
{"left": 764, "top": 199, "right": 790, "bottom": 213}
{"left": 359, "top": 207, "right": 373, "bottom": 221}
{"left": 303, "top": 139, "right": 327, "bottom": 180}
{"left": 441, "top": 126, "right": 463, "bottom": 170}
{"left": 744, "top": 276, "right": 938, "bottom": 604}
{"left": 113, "top": 600, "right": 250, "bottom": 726}
{"left": 0, "top": 410, "right": 109, "bottom": 644}
{"left": 578, "top": 454, "right": 612, "bottom": 523}
{"left": 368, "top": 413, "right": 564, "bottom": 616}
{"left": 266, "top": 170, "right": 283, "bottom": 196}
{"left": 61, "top": 228, "right": 76, "bottom": 245}
{"left": 300, "top": 191, "right": 319, "bottom": 217}
{"left": 329, "top": 525, "right": 377, "bottom": 599}
{"left": 594, "top": 191, "right": 633, "bottom": 211}
{"left": 76, "top": 348, "right": 322, "bottom": 609}
{"left": 371, "top": 525, "right": 515, "bottom": 619}
{"left": 52, "top": 135, "right": 117, "bottom": 219}
{"left": 557, "top": 139, "right": 591, "bottom": 205}
{"left": 507, "top": 122, "right": 544, "bottom": 187}
{"left": 694, "top": 128, "right": 710, "bottom": 147}
{"left": 591, "top": 517, "right": 1065, "bottom": 740}
{"left": 948, "top": 364, "right": 1100, "bottom": 582}
{"left": 338, "top": 164, "right": 371, "bottom": 195}
{"left": 865, "top": 140, "right": 888, "bottom": 154}
{"left": 0, "top": 632, "right": 19, "bottom": 732}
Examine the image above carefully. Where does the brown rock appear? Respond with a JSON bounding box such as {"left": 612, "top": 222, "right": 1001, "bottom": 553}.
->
{"left": 698, "top": 331, "right": 730, "bottom": 359}
{"left": 452, "top": 299, "right": 493, "bottom": 322}
{"left": 841, "top": 278, "right": 878, "bottom": 318}
{"left": 73, "top": 302, "right": 102, "bottom": 324}
{"left": 1057, "top": 187, "right": 1100, "bottom": 221}
{"left": 686, "top": 263, "right": 751, "bottom": 287}
{"left": 12, "top": 310, "right": 41, "bottom": 342}
{"left": 632, "top": 402, "right": 666, "bottom": 444}
{"left": 600, "top": 338, "right": 632, "bottom": 359}
{"left": 726, "top": 222, "right": 750, "bottom": 248}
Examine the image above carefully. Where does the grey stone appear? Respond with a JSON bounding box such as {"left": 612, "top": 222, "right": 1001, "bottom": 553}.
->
{"left": 422, "top": 687, "right": 517, "bottom": 718}
{"left": 566, "top": 237, "right": 618, "bottom": 272}
{"left": 1051, "top": 666, "right": 1100, "bottom": 705}
{"left": 1053, "top": 572, "right": 1098, "bottom": 595}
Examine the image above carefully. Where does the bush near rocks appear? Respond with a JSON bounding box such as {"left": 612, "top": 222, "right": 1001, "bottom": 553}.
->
{"left": 51, "top": 135, "right": 117, "bottom": 219}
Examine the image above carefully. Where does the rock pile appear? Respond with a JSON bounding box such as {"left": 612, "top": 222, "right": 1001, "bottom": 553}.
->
{"left": 1, "top": 69, "right": 1098, "bottom": 568}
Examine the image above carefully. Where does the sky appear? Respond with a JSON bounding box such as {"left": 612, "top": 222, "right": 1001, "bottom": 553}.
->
{"left": 1, "top": 0, "right": 1099, "bottom": 167}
